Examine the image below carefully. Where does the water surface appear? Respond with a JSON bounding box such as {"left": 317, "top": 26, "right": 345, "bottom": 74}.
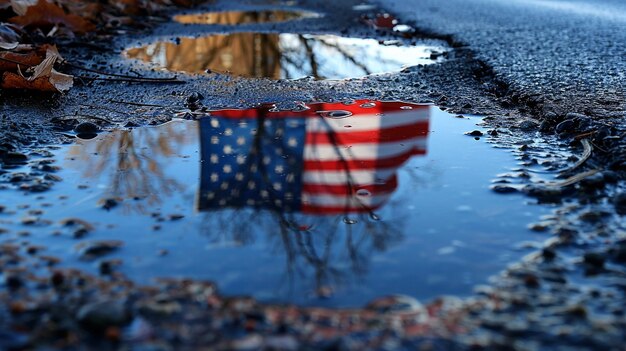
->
{"left": 0, "top": 101, "right": 547, "bottom": 307}
{"left": 125, "top": 34, "right": 445, "bottom": 79}
{"left": 173, "top": 10, "right": 321, "bottom": 25}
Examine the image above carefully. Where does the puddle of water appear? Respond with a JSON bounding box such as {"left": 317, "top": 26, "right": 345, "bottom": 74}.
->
{"left": 125, "top": 34, "right": 445, "bottom": 79}
{"left": 0, "top": 101, "right": 548, "bottom": 307}
{"left": 174, "top": 10, "right": 321, "bottom": 25}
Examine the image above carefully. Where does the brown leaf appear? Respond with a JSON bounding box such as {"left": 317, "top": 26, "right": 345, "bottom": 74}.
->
{"left": 8, "top": 0, "right": 95, "bottom": 34}
{"left": 1, "top": 71, "right": 57, "bottom": 91}
{"left": 0, "top": 50, "right": 43, "bottom": 71}
{"left": 1, "top": 45, "right": 72, "bottom": 92}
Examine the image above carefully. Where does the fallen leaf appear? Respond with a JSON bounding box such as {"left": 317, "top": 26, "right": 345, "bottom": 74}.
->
{"left": 1, "top": 45, "right": 73, "bottom": 92}
{"left": 8, "top": 0, "right": 95, "bottom": 34}
{"left": 0, "top": 50, "right": 43, "bottom": 71}
{"left": 0, "top": 22, "right": 22, "bottom": 49}
{"left": 10, "top": 0, "right": 37, "bottom": 16}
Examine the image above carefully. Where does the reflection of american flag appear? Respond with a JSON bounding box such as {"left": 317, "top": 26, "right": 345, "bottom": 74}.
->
{"left": 197, "top": 101, "right": 430, "bottom": 214}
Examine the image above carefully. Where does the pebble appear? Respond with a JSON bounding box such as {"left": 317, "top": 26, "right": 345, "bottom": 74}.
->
{"left": 78, "top": 240, "right": 123, "bottom": 260}
{"left": 74, "top": 122, "right": 100, "bottom": 134}
{"left": 465, "top": 130, "right": 483, "bottom": 137}
{"left": 491, "top": 184, "right": 519, "bottom": 194}
{"left": 613, "top": 192, "right": 626, "bottom": 215}
{"left": 583, "top": 252, "right": 605, "bottom": 268}
{"left": 77, "top": 300, "right": 131, "bottom": 330}
{"left": 518, "top": 120, "right": 539, "bottom": 131}
{"left": 3, "top": 152, "right": 28, "bottom": 164}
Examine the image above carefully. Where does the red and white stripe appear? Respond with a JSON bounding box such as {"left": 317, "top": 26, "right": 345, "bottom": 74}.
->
{"left": 301, "top": 101, "right": 430, "bottom": 214}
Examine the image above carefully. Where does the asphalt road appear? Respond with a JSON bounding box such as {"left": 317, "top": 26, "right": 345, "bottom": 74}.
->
{"left": 374, "top": 0, "right": 626, "bottom": 122}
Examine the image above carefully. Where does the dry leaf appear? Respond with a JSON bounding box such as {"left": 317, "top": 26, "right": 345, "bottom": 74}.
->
{"left": 1, "top": 45, "right": 73, "bottom": 92}
{"left": 0, "top": 50, "right": 43, "bottom": 71}
{"left": 8, "top": 0, "right": 95, "bottom": 34}
{"left": 10, "top": 0, "right": 37, "bottom": 16}
{"left": 0, "top": 22, "right": 21, "bottom": 49}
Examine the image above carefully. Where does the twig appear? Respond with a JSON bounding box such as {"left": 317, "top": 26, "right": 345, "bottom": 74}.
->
{"left": 0, "top": 56, "right": 36, "bottom": 67}
{"left": 558, "top": 138, "right": 592, "bottom": 177}
{"left": 59, "top": 114, "right": 115, "bottom": 124}
{"left": 63, "top": 61, "right": 180, "bottom": 81}
{"left": 78, "top": 103, "right": 128, "bottom": 115}
{"left": 76, "top": 75, "right": 185, "bottom": 84}
{"left": 108, "top": 99, "right": 170, "bottom": 108}
{"left": 548, "top": 169, "right": 601, "bottom": 188}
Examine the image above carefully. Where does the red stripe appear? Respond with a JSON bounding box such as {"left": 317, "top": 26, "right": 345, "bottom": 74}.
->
{"left": 304, "top": 121, "right": 429, "bottom": 145}
{"left": 207, "top": 100, "right": 429, "bottom": 120}
{"left": 302, "top": 175, "right": 398, "bottom": 195}
{"left": 303, "top": 149, "right": 425, "bottom": 171}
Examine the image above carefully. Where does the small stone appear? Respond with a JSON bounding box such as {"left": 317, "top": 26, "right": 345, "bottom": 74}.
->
{"left": 4, "top": 275, "right": 23, "bottom": 290}
{"left": 77, "top": 301, "right": 131, "bottom": 330}
{"left": 168, "top": 214, "right": 184, "bottom": 221}
{"left": 99, "top": 198, "right": 119, "bottom": 210}
{"left": 74, "top": 122, "right": 100, "bottom": 134}
{"left": 3, "top": 152, "right": 28, "bottom": 164}
{"left": 491, "top": 184, "right": 519, "bottom": 194}
{"left": 583, "top": 252, "right": 605, "bottom": 268}
{"left": 518, "top": 120, "right": 539, "bottom": 131}
{"left": 465, "top": 130, "right": 483, "bottom": 137}
{"left": 78, "top": 240, "right": 123, "bottom": 260}
{"left": 542, "top": 248, "right": 557, "bottom": 261}
{"left": 613, "top": 192, "right": 626, "bottom": 215}
{"left": 51, "top": 271, "right": 64, "bottom": 286}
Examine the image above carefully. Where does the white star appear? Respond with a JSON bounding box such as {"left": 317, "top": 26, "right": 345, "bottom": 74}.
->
{"left": 260, "top": 190, "right": 269, "bottom": 198}
{"left": 223, "top": 164, "right": 232, "bottom": 173}
{"left": 224, "top": 128, "right": 233, "bottom": 136}
{"left": 286, "top": 174, "right": 295, "bottom": 183}
{"left": 206, "top": 192, "right": 215, "bottom": 200}
{"left": 248, "top": 181, "right": 256, "bottom": 190}
{"left": 235, "top": 173, "right": 244, "bottom": 181}
{"left": 273, "top": 183, "right": 282, "bottom": 191}
{"left": 220, "top": 181, "right": 229, "bottom": 190}
{"left": 247, "top": 199, "right": 255, "bottom": 206}
{"left": 236, "top": 155, "right": 246, "bottom": 164}
{"left": 275, "top": 165, "right": 284, "bottom": 174}
{"left": 210, "top": 154, "right": 219, "bottom": 164}
{"left": 236, "top": 137, "right": 246, "bottom": 145}
{"left": 288, "top": 137, "right": 298, "bottom": 147}
{"left": 223, "top": 145, "right": 233, "bottom": 154}
{"left": 210, "top": 118, "right": 219, "bottom": 128}
{"left": 263, "top": 156, "right": 271, "bottom": 165}
{"left": 210, "top": 173, "right": 219, "bottom": 182}
{"left": 211, "top": 136, "right": 219, "bottom": 145}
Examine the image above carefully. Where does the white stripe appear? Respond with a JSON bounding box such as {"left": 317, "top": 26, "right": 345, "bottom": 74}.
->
{"left": 302, "top": 168, "right": 397, "bottom": 185}
{"left": 301, "top": 193, "right": 390, "bottom": 208}
{"left": 303, "top": 136, "right": 427, "bottom": 161}
{"left": 305, "top": 109, "right": 429, "bottom": 133}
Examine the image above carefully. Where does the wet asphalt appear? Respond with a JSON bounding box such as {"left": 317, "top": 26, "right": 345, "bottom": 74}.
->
{"left": 374, "top": 0, "right": 626, "bottom": 121}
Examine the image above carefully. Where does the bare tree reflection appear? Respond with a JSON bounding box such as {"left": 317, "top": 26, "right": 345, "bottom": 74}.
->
{"left": 68, "top": 122, "right": 194, "bottom": 213}
{"left": 125, "top": 12, "right": 417, "bottom": 79}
